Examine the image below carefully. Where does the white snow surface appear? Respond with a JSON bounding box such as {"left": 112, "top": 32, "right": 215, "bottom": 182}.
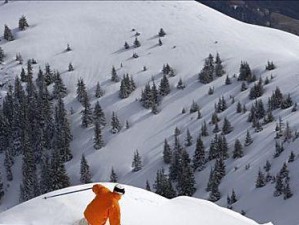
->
{"left": 0, "top": 183, "right": 273, "bottom": 225}
{"left": 1, "top": 1, "right": 299, "bottom": 225}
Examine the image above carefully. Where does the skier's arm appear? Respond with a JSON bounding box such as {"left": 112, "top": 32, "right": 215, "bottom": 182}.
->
{"left": 109, "top": 202, "right": 121, "bottom": 225}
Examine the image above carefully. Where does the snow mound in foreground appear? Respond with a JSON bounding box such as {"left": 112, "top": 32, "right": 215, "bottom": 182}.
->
{"left": 0, "top": 183, "right": 272, "bottom": 225}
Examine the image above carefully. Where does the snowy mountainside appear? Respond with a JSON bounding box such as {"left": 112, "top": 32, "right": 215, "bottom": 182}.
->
{"left": 0, "top": 183, "right": 272, "bottom": 225}
{"left": 1, "top": 1, "right": 299, "bottom": 225}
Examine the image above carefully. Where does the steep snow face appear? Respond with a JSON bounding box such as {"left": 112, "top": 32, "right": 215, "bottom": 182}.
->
{"left": 0, "top": 183, "right": 272, "bottom": 225}
{"left": 1, "top": 1, "right": 299, "bottom": 225}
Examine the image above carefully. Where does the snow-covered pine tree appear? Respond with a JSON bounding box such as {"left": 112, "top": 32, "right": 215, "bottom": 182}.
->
{"left": 110, "top": 167, "right": 118, "bottom": 182}
{"left": 54, "top": 96, "right": 73, "bottom": 162}
{"left": 199, "top": 54, "right": 214, "bottom": 84}
{"left": 18, "top": 15, "right": 29, "bottom": 31}
{"left": 158, "top": 38, "right": 162, "bottom": 46}
{"left": 225, "top": 75, "right": 231, "bottom": 85}
{"left": 146, "top": 180, "right": 151, "bottom": 191}
{"left": 0, "top": 47, "right": 4, "bottom": 63}
{"left": 222, "top": 117, "right": 233, "bottom": 134}
{"left": 255, "top": 168, "right": 266, "bottom": 188}
{"left": 4, "top": 25, "right": 14, "bottom": 41}
{"left": 93, "top": 101, "right": 106, "bottom": 127}
{"left": 238, "top": 61, "right": 252, "bottom": 82}
{"left": 190, "top": 100, "right": 199, "bottom": 113}
{"left": 76, "top": 78, "right": 87, "bottom": 104}
{"left": 4, "top": 149, "right": 13, "bottom": 181}
{"left": 39, "top": 156, "right": 51, "bottom": 194}
{"left": 0, "top": 170, "right": 4, "bottom": 201}
{"left": 158, "top": 28, "right": 166, "bottom": 37}
{"left": 110, "top": 111, "right": 121, "bottom": 133}
{"left": 215, "top": 53, "right": 225, "bottom": 77}
{"left": 111, "top": 66, "right": 119, "bottom": 82}
{"left": 53, "top": 71, "right": 67, "bottom": 99}
{"left": 49, "top": 145, "right": 70, "bottom": 191}
{"left": 132, "top": 149, "right": 142, "bottom": 172}
{"left": 233, "top": 139, "right": 243, "bottom": 158}
{"left": 154, "top": 168, "right": 176, "bottom": 199}
{"left": 177, "top": 78, "right": 185, "bottom": 89}
{"left": 288, "top": 151, "right": 295, "bottom": 163}
{"left": 185, "top": 129, "right": 193, "bottom": 147}
{"left": 201, "top": 120, "right": 209, "bottom": 137}
{"left": 80, "top": 154, "right": 92, "bottom": 183}
{"left": 81, "top": 93, "right": 93, "bottom": 128}
{"left": 68, "top": 63, "right": 74, "bottom": 71}
{"left": 163, "top": 139, "right": 172, "bottom": 164}
{"left": 95, "top": 82, "right": 104, "bottom": 98}
{"left": 134, "top": 37, "right": 141, "bottom": 48}
{"left": 44, "top": 63, "right": 54, "bottom": 85}
{"left": 94, "top": 121, "right": 104, "bottom": 150}
{"left": 124, "top": 41, "right": 130, "bottom": 49}
{"left": 192, "top": 136, "right": 205, "bottom": 171}
{"left": 177, "top": 156, "right": 196, "bottom": 196}
{"left": 159, "top": 74, "right": 170, "bottom": 96}
{"left": 244, "top": 130, "right": 253, "bottom": 146}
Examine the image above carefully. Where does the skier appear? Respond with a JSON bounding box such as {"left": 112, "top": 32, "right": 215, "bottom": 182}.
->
{"left": 80, "top": 184, "right": 125, "bottom": 225}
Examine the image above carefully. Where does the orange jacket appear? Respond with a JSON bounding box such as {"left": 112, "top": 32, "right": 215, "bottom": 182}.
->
{"left": 84, "top": 184, "right": 122, "bottom": 225}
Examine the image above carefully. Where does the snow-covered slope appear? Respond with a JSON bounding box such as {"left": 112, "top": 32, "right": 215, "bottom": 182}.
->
{"left": 0, "top": 183, "right": 272, "bottom": 225}
{"left": 1, "top": 1, "right": 299, "bottom": 225}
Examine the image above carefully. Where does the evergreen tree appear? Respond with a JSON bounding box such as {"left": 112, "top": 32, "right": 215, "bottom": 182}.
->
{"left": 288, "top": 151, "right": 295, "bottom": 163}
{"left": 4, "top": 25, "right": 14, "bottom": 41}
{"left": 264, "top": 160, "right": 271, "bottom": 172}
{"left": 80, "top": 154, "right": 92, "bottom": 183}
{"left": 158, "top": 28, "right": 166, "bottom": 37}
{"left": 76, "top": 78, "right": 87, "bottom": 104}
{"left": 18, "top": 15, "right": 29, "bottom": 31}
{"left": 283, "top": 180, "right": 293, "bottom": 200}
{"left": 265, "top": 61, "right": 275, "bottom": 71}
{"left": 53, "top": 71, "right": 67, "bottom": 99}
{"left": 190, "top": 100, "right": 199, "bottom": 113}
{"left": 192, "top": 136, "right": 205, "bottom": 171}
{"left": 208, "top": 86, "right": 214, "bottom": 95}
{"left": 230, "top": 189, "right": 237, "bottom": 204}
{"left": 209, "top": 180, "right": 221, "bottom": 202}
{"left": 201, "top": 120, "right": 209, "bottom": 137}
{"left": 159, "top": 74, "right": 170, "bottom": 96}
{"left": 110, "top": 167, "right": 118, "bottom": 182}
{"left": 0, "top": 47, "right": 4, "bottom": 63}
{"left": 177, "top": 78, "right": 185, "bottom": 89}
{"left": 44, "top": 63, "right": 54, "bottom": 85}
{"left": 244, "top": 130, "right": 253, "bottom": 146}
{"left": 39, "top": 156, "right": 51, "bottom": 194}
{"left": 146, "top": 180, "right": 151, "bottom": 191}
{"left": 4, "top": 148, "right": 13, "bottom": 181}
{"left": 111, "top": 66, "right": 119, "bottom": 82}
{"left": 199, "top": 54, "right": 214, "bottom": 84}
{"left": 0, "top": 170, "right": 4, "bottom": 201}
{"left": 49, "top": 146, "right": 70, "bottom": 191}
{"left": 132, "top": 150, "right": 142, "bottom": 172}
{"left": 177, "top": 157, "right": 196, "bottom": 196}
{"left": 163, "top": 139, "right": 172, "bottom": 164}
{"left": 68, "top": 63, "right": 74, "bottom": 71}
{"left": 110, "top": 112, "right": 121, "bottom": 133}
{"left": 222, "top": 117, "right": 233, "bottom": 134}
{"left": 185, "top": 129, "right": 193, "bottom": 146}
{"left": 154, "top": 168, "right": 176, "bottom": 199}
{"left": 240, "top": 81, "right": 247, "bottom": 92}
{"left": 94, "top": 121, "right": 104, "bottom": 150}
{"left": 54, "top": 96, "right": 73, "bottom": 162}
{"left": 81, "top": 92, "right": 93, "bottom": 128}
{"left": 93, "top": 101, "right": 106, "bottom": 127}
{"left": 215, "top": 53, "right": 225, "bottom": 77}
{"left": 124, "top": 41, "right": 130, "bottom": 49}
{"left": 256, "top": 169, "right": 266, "bottom": 188}
{"left": 236, "top": 101, "right": 242, "bottom": 113}
{"left": 95, "top": 82, "right": 104, "bottom": 98}
{"left": 211, "top": 112, "right": 220, "bottom": 125}
{"left": 197, "top": 109, "right": 202, "bottom": 119}
{"left": 225, "top": 75, "right": 231, "bottom": 85}
{"left": 134, "top": 37, "right": 141, "bottom": 48}
{"left": 233, "top": 139, "right": 243, "bottom": 158}
{"left": 238, "top": 61, "right": 252, "bottom": 82}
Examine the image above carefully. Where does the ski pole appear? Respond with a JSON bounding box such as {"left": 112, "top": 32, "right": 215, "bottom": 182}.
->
{"left": 44, "top": 187, "right": 92, "bottom": 199}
